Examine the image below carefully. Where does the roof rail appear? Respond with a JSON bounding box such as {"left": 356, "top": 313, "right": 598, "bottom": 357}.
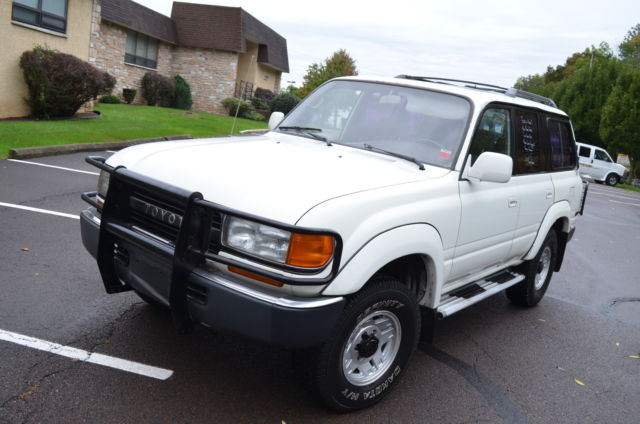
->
{"left": 395, "top": 75, "right": 558, "bottom": 108}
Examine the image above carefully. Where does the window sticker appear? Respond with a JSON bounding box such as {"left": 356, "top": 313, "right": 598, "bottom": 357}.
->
{"left": 494, "top": 123, "right": 504, "bottom": 134}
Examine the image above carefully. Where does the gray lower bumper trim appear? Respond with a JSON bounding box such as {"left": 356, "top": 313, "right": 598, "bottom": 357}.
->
{"left": 192, "top": 269, "right": 344, "bottom": 309}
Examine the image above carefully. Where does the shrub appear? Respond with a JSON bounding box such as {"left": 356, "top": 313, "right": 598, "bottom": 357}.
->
{"left": 19, "top": 46, "right": 115, "bottom": 118}
{"left": 100, "top": 95, "right": 121, "bottom": 104}
{"left": 251, "top": 97, "right": 269, "bottom": 110}
{"left": 141, "top": 72, "right": 175, "bottom": 106}
{"left": 270, "top": 93, "right": 300, "bottom": 115}
{"left": 122, "top": 88, "right": 137, "bottom": 104}
{"left": 254, "top": 87, "right": 275, "bottom": 102}
{"left": 173, "top": 75, "right": 193, "bottom": 110}
{"left": 222, "top": 97, "right": 251, "bottom": 117}
{"left": 244, "top": 110, "right": 265, "bottom": 121}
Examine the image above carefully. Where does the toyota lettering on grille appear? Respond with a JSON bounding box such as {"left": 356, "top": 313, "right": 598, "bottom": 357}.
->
{"left": 130, "top": 196, "right": 183, "bottom": 228}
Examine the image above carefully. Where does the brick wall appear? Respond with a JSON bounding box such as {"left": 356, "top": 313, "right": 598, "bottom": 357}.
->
{"left": 171, "top": 47, "right": 237, "bottom": 115}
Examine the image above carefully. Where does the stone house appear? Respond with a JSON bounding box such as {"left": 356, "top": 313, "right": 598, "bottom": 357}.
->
{"left": 0, "top": 0, "right": 289, "bottom": 118}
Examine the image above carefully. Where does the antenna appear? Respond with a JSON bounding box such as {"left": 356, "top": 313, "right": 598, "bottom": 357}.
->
{"left": 230, "top": 54, "right": 255, "bottom": 136}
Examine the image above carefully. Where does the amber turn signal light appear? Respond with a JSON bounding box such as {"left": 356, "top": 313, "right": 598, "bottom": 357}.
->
{"left": 286, "top": 234, "right": 334, "bottom": 268}
{"left": 229, "top": 267, "right": 284, "bottom": 287}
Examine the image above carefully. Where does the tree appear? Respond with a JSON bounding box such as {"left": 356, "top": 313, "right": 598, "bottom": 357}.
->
{"left": 299, "top": 49, "right": 358, "bottom": 97}
{"left": 619, "top": 23, "right": 640, "bottom": 67}
{"left": 600, "top": 66, "right": 640, "bottom": 178}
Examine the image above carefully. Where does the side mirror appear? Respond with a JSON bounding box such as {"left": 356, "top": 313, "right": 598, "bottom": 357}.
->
{"left": 467, "top": 152, "right": 513, "bottom": 183}
{"left": 268, "top": 112, "right": 285, "bottom": 130}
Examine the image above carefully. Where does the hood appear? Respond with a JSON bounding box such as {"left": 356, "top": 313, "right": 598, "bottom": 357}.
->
{"left": 106, "top": 133, "right": 449, "bottom": 224}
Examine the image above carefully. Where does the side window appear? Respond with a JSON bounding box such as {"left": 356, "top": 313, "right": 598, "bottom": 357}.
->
{"left": 547, "top": 119, "right": 577, "bottom": 170}
{"left": 578, "top": 146, "right": 591, "bottom": 158}
{"left": 595, "top": 149, "right": 611, "bottom": 162}
{"left": 468, "top": 108, "right": 511, "bottom": 165}
{"left": 514, "top": 109, "right": 543, "bottom": 174}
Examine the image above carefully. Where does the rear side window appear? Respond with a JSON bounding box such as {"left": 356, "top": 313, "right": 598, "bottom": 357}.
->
{"left": 578, "top": 146, "right": 591, "bottom": 158}
{"left": 514, "top": 109, "right": 544, "bottom": 174}
{"left": 468, "top": 108, "right": 512, "bottom": 165}
{"left": 547, "top": 119, "right": 577, "bottom": 170}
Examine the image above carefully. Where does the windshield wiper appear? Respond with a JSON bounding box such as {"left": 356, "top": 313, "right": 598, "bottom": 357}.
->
{"left": 363, "top": 144, "right": 425, "bottom": 170}
{"left": 278, "top": 126, "right": 332, "bottom": 146}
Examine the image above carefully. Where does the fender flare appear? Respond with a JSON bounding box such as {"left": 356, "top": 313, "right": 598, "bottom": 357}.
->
{"left": 523, "top": 201, "right": 571, "bottom": 261}
{"left": 322, "top": 224, "right": 444, "bottom": 307}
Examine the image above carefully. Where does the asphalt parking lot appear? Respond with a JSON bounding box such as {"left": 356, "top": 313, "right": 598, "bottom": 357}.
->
{"left": 1, "top": 151, "right": 639, "bottom": 424}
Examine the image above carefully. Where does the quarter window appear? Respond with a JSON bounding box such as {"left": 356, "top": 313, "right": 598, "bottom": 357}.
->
{"left": 125, "top": 30, "right": 158, "bottom": 69}
{"left": 12, "top": 0, "right": 67, "bottom": 33}
{"left": 547, "top": 119, "right": 577, "bottom": 170}
{"left": 578, "top": 145, "right": 591, "bottom": 158}
{"left": 468, "top": 108, "right": 512, "bottom": 166}
{"left": 514, "top": 110, "right": 543, "bottom": 174}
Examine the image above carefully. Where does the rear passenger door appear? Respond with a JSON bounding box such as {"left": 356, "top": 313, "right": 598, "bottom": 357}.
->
{"left": 509, "top": 109, "right": 555, "bottom": 257}
{"left": 547, "top": 118, "right": 580, "bottom": 212}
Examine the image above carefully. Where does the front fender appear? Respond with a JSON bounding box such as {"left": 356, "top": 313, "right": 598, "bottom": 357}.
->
{"left": 322, "top": 224, "right": 444, "bottom": 307}
{"left": 523, "top": 201, "right": 571, "bottom": 261}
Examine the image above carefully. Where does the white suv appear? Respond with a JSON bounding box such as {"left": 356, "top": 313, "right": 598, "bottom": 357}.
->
{"left": 81, "top": 75, "right": 586, "bottom": 411}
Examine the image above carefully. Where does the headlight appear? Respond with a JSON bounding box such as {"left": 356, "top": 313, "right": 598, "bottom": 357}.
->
{"left": 96, "top": 170, "right": 110, "bottom": 206}
{"left": 221, "top": 216, "right": 334, "bottom": 268}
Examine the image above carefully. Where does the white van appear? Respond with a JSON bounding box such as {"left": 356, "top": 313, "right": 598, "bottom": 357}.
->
{"left": 576, "top": 142, "right": 628, "bottom": 186}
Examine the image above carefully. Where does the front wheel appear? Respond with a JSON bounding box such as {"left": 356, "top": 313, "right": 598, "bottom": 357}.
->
{"left": 312, "top": 277, "right": 420, "bottom": 412}
{"left": 507, "top": 230, "right": 557, "bottom": 307}
{"left": 606, "top": 173, "right": 620, "bottom": 186}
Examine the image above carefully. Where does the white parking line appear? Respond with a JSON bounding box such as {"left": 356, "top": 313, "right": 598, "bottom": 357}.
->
{"left": 7, "top": 159, "right": 99, "bottom": 176}
{"left": 609, "top": 199, "right": 640, "bottom": 206}
{"left": 0, "top": 202, "right": 79, "bottom": 219}
{"left": 0, "top": 328, "right": 173, "bottom": 380}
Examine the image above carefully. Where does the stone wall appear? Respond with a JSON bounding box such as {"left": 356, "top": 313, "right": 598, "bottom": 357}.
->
{"left": 171, "top": 47, "right": 238, "bottom": 115}
{"left": 89, "top": 19, "right": 172, "bottom": 104}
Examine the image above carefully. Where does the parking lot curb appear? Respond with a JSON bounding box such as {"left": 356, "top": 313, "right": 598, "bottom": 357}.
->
{"left": 8, "top": 135, "right": 193, "bottom": 159}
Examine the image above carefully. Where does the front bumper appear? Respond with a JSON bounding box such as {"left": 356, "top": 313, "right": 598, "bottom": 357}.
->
{"left": 80, "top": 208, "right": 345, "bottom": 349}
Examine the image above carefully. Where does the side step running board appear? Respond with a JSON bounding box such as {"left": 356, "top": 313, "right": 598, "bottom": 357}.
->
{"left": 436, "top": 271, "right": 525, "bottom": 318}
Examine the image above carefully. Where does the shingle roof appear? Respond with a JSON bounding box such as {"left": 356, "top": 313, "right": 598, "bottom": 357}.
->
{"left": 101, "top": 0, "right": 177, "bottom": 44}
{"left": 171, "top": 2, "right": 289, "bottom": 72}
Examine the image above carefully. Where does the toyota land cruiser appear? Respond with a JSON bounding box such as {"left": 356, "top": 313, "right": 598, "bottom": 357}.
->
{"left": 80, "top": 75, "right": 587, "bottom": 411}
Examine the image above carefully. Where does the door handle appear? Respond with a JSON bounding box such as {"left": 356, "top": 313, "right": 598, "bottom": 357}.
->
{"left": 546, "top": 191, "right": 553, "bottom": 199}
{"left": 508, "top": 199, "right": 518, "bottom": 208}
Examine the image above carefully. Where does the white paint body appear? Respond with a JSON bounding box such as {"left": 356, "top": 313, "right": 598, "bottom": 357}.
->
{"left": 105, "top": 76, "right": 584, "bottom": 308}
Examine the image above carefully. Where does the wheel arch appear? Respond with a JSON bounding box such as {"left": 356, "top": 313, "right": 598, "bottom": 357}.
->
{"left": 523, "top": 201, "right": 572, "bottom": 268}
{"left": 322, "top": 224, "right": 444, "bottom": 308}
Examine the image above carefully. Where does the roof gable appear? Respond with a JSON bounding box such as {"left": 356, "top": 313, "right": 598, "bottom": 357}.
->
{"left": 101, "top": 0, "right": 177, "bottom": 44}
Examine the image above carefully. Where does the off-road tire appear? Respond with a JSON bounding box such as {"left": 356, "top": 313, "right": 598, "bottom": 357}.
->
{"left": 304, "top": 277, "right": 420, "bottom": 412}
{"left": 507, "top": 231, "right": 558, "bottom": 307}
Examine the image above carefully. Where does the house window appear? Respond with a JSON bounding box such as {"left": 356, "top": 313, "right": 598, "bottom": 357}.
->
{"left": 125, "top": 30, "right": 158, "bottom": 69}
{"left": 12, "top": 0, "right": 67, "bottom": 33}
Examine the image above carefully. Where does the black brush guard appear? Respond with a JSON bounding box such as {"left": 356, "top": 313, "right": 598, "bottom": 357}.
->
{"left": 82, "top": 156, "right": 343, "bottom": 331}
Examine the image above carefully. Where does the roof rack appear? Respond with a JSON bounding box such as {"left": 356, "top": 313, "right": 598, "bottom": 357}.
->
{"left": 394, "top": 75, "right": 557, "bottom": 108}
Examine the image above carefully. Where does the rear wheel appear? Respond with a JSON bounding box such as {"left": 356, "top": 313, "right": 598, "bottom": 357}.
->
{"left": 606, "top": 173, "right": 619, "bottom": 186}
{"left": 300, "top": 277, "right": 420, "bottom": 412}
{"left": 507, "top": 231, "right": 557, "bottom": 307}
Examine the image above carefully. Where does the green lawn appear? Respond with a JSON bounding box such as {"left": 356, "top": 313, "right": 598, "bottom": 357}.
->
{"left": 618, "top": 183, "right": 640, "bottom": 193}
{"left": 0, "top": 104, "right": 267, "bottom": 158}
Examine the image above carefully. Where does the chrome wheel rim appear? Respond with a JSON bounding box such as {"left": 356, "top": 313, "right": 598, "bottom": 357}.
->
{"left": 534, "top": 246, "right": 552, "bottom": 290}
{"left": 342, "top": 310, "right": 401, "bottom": 386}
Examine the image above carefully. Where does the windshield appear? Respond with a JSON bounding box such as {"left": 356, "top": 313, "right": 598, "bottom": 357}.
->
{"left": 277, "top": 80, "right": 471, "bottom": 168}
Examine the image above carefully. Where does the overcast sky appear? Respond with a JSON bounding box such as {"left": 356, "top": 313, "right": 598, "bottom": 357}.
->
{"left": 134, "top": 0, "right": 639, "bottom": 88}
